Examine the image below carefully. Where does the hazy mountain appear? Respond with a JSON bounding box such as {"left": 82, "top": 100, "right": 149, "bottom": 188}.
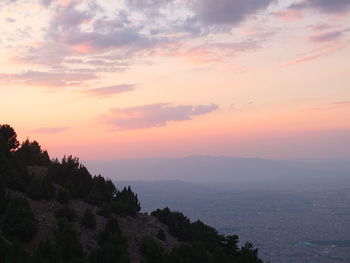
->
{"left": 86, "top": 156, "right": 350, "bottom": 189}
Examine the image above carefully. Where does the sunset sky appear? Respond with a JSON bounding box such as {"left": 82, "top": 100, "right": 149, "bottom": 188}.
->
{"left": 1, "top": 0, "right": 350, "bottom": 160}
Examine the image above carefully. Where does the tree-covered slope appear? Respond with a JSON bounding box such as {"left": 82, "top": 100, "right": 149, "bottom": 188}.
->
{"left": 0, "top": 124, "right": 264, "bottom": 263}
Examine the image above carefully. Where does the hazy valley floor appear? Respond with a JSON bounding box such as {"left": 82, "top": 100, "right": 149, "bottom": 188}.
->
{"left": 117, "top": 180, "right": 350, "bottom": 263}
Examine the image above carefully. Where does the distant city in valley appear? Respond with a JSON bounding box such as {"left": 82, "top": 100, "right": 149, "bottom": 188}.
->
{"left": 117, "top": 179, "right": 350, "bottom": 263}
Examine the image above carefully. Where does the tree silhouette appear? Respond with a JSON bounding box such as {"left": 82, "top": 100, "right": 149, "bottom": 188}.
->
{"left": 16, "top": 139, "right": 50, "bottom": 166}
{"left": 0, "top": 124, "right": 19, "bottom": 154}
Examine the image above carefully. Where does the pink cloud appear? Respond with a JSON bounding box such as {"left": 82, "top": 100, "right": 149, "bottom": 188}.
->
{"left": 0, "top": 71, "right": 97, "bottom": 88}
{"left": 102, "top": 103, "right": 219, "bottom": 130}
{"left": 29, "top": 127, "right": 69, "bottom": 134}
{"left": 275, "top": 10, "right": 303, "bottom": 22}
{"left": 281, "top": 44, "right": 346, "bottom": 66}
{"left": 83, "top": 84, "right": 136, "bottom": 98}
{"left": 159, "top": 41, "right": 259, "bottom": 65}
{"left": 331, "top": 101, "right": 350, "bottom": 105}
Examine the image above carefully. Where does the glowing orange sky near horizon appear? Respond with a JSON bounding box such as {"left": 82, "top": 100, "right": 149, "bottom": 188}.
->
{"left": 1, "top": 0, "right": 350, "bottom": 160}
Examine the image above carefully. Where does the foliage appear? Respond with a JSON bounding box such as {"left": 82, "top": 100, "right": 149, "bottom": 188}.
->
{"left": 29, "top": 238, "right": 61, "bottom": 263}
{"left": 0, "top": 124, "right": 20, "bottom": 154}
{"left": 0, "top": 124, "right": 29, "bottom": 192}
{"left": 152, "top": 207, "right": 263, "bottom": 263}
{"left": 0, "top": 235, "right": 29, "bottom": 263}
{"left": 156, "top": 229, "right": 166, "bottom": 241}
{"left": 55, "top": 218, "right": 85, "bottom": 262}
{"left": 140, "top": 235, "right": 165, "bottom": 263}
{"left": 1, "top": 196, "right": 37, "bottom": 242}
{"left": 86, "top": 175, "right": 116, "bottom": 205}
{"left": 26, "top": 176, "right": 55, "bottom": 200}
{"left": 90, "top": 217, "right": 129, "bottom": 263}
{"left": 48, "top": 156, "right": 93, "bottom": 200}
{"left": 16, "top": 139, "right": 51, "bottom": 166}
{"left": 81, "top": 208, "right": 96, "bottom": 229}
{"left": 57, "top": 187, "right": 70, "bottom": 204}
{"left": 151, "top": 207, "right": 191, "bottom": 240}
{"left": 0, "top": 182, "right": 10, "bottom": 215}
{"left": 112, "top": 186, "right": 141, "bottom": 217}
{"left": 96, "top": 202, "right": 112, "bottom": 218}
{"left": 47, "top": 157, "right": 123, "bottom": 208}
{"left": 55, "top": 206, "right": 76, "bottom": 222}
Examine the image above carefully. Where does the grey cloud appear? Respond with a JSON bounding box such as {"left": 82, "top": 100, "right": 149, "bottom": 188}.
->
{"left": 22, "top": 2, "right": 161, "bottom": 67}
{"left": 310, "top": 30, "right": 344, "bottom": 42}
{"left": 126, "top": 0, "right": 173, "bottom": 10}
{"left": 40, "top": 0, "right": 53, "bottom": 7}
{"left": 30, "top": 127, "right": 69, "bottom": 134}
{"left": 191, "top": 0, "right": 275, "bottom": 26}
{"left": 291, "top": 0, "right": 350, "bottom": 14}
{"left": 191, "top": 104, "right": 219, "bottom": 115}
{"left": 103, "top": 103, "right": 219, "bottom": 130}
{"left": 0, "top": 70, "right": 96, "bottom": 87}
{"left": 15, "top": 0, "right": 275, "bottom": 78}
{"left": 84, "top": 84, "right": 136, "bottom": 98}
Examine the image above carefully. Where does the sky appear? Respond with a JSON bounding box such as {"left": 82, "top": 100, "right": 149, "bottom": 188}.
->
{"left": 1, "top": 0, "right": 350, "bottom": 161}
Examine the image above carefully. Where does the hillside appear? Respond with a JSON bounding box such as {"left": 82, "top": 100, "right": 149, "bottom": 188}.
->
{"left": 0, "top": 124, "right": 263, "bottom": 263}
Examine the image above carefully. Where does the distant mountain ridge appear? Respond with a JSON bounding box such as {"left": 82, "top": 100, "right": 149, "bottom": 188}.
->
{"left": 87, "top": 156, "right": 350, "bottom": 185}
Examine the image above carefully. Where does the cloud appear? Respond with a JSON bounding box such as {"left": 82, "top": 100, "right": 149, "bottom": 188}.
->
{"left": 291, "top": 0, "right": 350, "bottom": 14}
{"left": 29, "top": 127, "right": 69, "bottom": 134}
{"left": 83, "top": 84, "right": 136, "bottom": 98}
{"left": 281, "top": 44, "right": 345, "bottom": 66}
{"left": 125, "top": 0, "right": 173, "bottom": 12}
{"left": 21, "top": 2, "right": 161, "bottom": 66}
{"left": 163, "top": 40, "right": 260, "bottom": 64}
{"left": 0, "top": 70, "right": 97, "bottom": 88}
{"left": 102, "top": 103, "right": 218, "bottom": 130}
{"left": 191, "top": 0, "right": 275, "bottom": 26}
{"left": 6, "top": 0, "right": 277, "bottom": 84}
{"left": 331, "top": 101, "right": 350, "bottom": 105}
{"left": 275, "top": 10, "right": 303, "bottom": 22}
{"left": 6, "top": 17, "right": 16, "bottom": 23}
{"left": 309, "top": 30, "right": 346, "bottom": 42}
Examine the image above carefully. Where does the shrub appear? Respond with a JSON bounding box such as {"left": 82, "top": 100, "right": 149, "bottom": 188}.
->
{"left": 112, "top": 186, "right": 140, "bottom": 217}
{"left": 90, "top": 217, "right": 129, "bottom": 263}
{"left": 55, "top": 218, "right": 85, "bottom": 261}
{"left": 57, "top": 188, "right": 70, "bottom": 204}
{"left": 29, "top": 238, "right": 61, "bottom": 263}
{"left": 140, "top": 235, "right": 165, "bottom": 263}
{"left": 55, "top": 206, "right": 76, "bottom": 222}
{"left": 80, "top": 208, "right": 96, "bottom": 229}
{"left": 0, "top": 182, "right": 10, "bottom": 215}
{"left": 26, "top": 177, "right": 55, "bottom": 200}
{"left": 156, "top": 229, "right": 166, "bottom": 241}
{"left": 97, "top": 202, "right": 112, "bottom": 218}
{"left": 0, "top": 235, "right": 29, "bottom": 263}
{"left": 1, "top": 196, "right": 37, "bottom": 242}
